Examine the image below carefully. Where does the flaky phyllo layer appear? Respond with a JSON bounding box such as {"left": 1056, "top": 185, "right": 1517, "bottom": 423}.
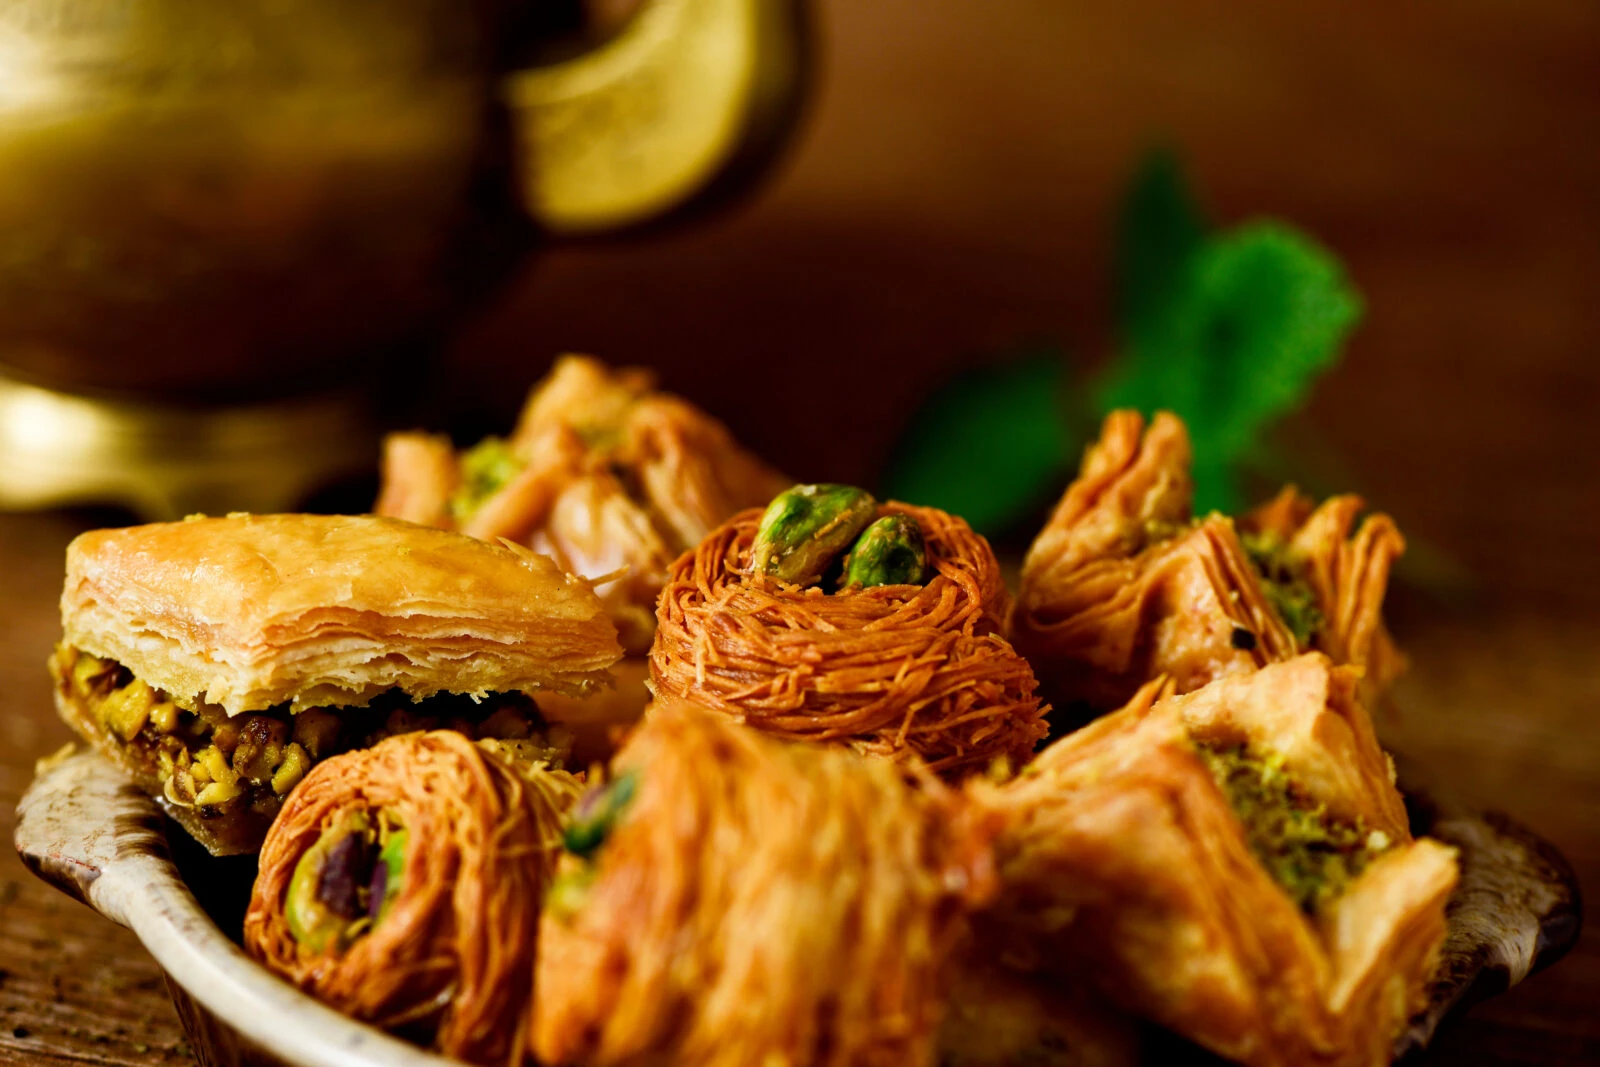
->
{"left": 1009, "top": 410, "right": 1406, "bottom": 716}
{"left": 52, "top": 513, "right": 619, "bottom": 854}
{"left": 974, "top": 654, "right": 1456, "bottom": 1067}
{"left": 59, "top": 514, "right": 622, "bottom": 717}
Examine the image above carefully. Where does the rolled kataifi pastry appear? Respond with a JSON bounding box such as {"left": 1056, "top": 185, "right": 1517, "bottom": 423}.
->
{"left": 975, "top": 654, "right": 1457, "bottom": 1067}
{"left": 531, "top": 699, "right": 998, "bottom": 1067}
{"left": 244, "top": 731, "right": 582, "bottom": 1065}
{"left": 50, "top": 512, "right": 619, "bottom": 854}
{"left": 649, "top": 484, "right": 1049, "bottom": 777}
{"left": 1010, "top": 410, "right": 1405, "bottom": 717}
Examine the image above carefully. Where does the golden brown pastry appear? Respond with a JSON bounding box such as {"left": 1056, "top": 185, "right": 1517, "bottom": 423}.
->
{"left": 52, "top": 513, "right": 621, "bottom": 854}
{"left": 649, "top": 491, "right": 1049, "bottom": 777}
{"left": 531, "top": 700, "right": 998, "bottom": 1067}
{"left": 975, "top": 655, "right": 1457, "bottom": 1067}
{"left": 1242, "top": 486, "right": 1408, "bottom": 698}
{"left": 1010, "top": 410, "right": 1406, "bottom": 716}
{"left": 245, "top": 731, "right": 581, "bottom": 1065}
{"left": 374, "top": 354, "right": 788, "bottom": 656}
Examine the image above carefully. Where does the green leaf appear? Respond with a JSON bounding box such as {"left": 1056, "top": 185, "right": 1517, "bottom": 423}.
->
{"left": 880, "top": 350, "right": 1080, "bottom": 535}
{"left": 1118, "top": 146, "right": 1207, "bottom": 342}
{"left": 1098, "top": 221, "right": 1363, "bottom": 512}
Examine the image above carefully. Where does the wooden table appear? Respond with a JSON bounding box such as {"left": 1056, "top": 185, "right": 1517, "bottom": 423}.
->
{"left": 3, "top": 0, "right": 1598, "bottom": 1063}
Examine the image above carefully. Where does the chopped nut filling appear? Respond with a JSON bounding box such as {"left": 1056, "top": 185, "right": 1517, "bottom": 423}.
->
{"left": 1196, "top": 741, "right": 1392, "bottom": 915}
{"left": 1240, "top": 531, "right": 1325, "bottom": 649}
{"left": 57, "top": 645, "right": 571, "bottom": 837}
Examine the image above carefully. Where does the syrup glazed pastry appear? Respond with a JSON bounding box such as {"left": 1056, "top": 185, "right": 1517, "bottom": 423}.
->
{"left": 1009, "top": 410, "right": 1406, "bottom": 717}
{"left": 531, "top": 700, "right": 999, "bottom": 1067}
{"left": 51, "top": 513, "right": 621, "bottom": 854}
{"left": 974, "top": 655, "right": 1458, "bottom": 1067}
{"left": 374, "top": 354, "right": 788, "bottom": 656}
{"left": 245, "top": 731, "right": 582, "bottom": 1066}
{"left": 650, "top": 484, "right": 1050, "bottom": 777}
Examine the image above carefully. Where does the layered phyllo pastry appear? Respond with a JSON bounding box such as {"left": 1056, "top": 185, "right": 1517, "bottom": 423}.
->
{"left": 51, "top": 513, "right": 620, "bottom": 854}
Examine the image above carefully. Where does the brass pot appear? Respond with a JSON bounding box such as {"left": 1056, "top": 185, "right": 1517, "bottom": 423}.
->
{"left": 0, "top": 0, "right": 807, "bottom": 513}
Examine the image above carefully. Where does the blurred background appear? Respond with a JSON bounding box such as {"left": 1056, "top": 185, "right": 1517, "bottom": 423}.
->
{"left": 2, "top": 0, "right": 1598, "bottom": 1063}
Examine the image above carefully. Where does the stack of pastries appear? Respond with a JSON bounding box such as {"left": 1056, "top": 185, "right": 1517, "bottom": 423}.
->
{"left": 47, "top": 360, "right": 1456, "bottom": 1067}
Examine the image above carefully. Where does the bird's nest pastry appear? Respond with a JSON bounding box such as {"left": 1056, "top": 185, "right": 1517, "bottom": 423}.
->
{"left": 974, "top": 654, "right": 1458, "bottom": 1067}
{"left": 375, "top": 354, "right": 788, "bottom": 656}
{"left": 51, "top": 513, "right": 620, "bottom": 854}
{"left": 531, "top": 700, "right": 999, "bottom": 1067}
{"left": 244, "top": 731, "right": 581, "bottom": 1066}
{"left": 1009, "top": 410, "right": 1405, "bottom": 716}
{"left": 649, "top": 485, "right": 1049, "bottom": 777}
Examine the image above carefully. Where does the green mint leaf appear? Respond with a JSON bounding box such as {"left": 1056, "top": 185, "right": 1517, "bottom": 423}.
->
{"left": 1099, "top": 220, "right": 1363, "bottom": 513}
{"left": 880, "top": 350, "right": 1079, "bottom": 535}
{"left": 1118, "top": 146, "right": 1208, "bottom": 342}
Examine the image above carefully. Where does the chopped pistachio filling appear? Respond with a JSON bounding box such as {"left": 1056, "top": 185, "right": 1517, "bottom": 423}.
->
{"left": 60, "top": 647, "right": 568, "bottom": 828}
{"left": 1240, "top": 531, "right": 1325, "bottom": 648}
{"left": 449, "top": 435, "right": 525, "bottom": 523}
{"left": 1196, "top": 742, "right": 1391, "bottom": 915}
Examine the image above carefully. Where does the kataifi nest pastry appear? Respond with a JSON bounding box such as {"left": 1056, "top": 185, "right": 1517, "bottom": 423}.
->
{"left": 649, "top": 484, "right": 1048, "bottom": 778}
{"left": 1009, "top": 409, "right": 1406, "bottom": 717}
{"left": 51, "top": 513, "right": 620, "bottom": 853}
{"left": 245, "top": 731, "right": 582, "bottom": 1065}
{"left": 974, "top": 653, "right": 1457, "bottom": 1067}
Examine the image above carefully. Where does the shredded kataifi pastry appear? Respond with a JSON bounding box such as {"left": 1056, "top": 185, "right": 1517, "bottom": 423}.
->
{"left": 650, "top": 501, "right": 1048, "bottom": 776}
{"left": 245, "top": 731, "right": 581, "bottom": 1065}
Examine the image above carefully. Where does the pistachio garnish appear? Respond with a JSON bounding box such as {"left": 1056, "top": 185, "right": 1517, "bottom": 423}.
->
{"left": 286, "top": 810, "right": 372, "bottom": 954}
{"left": 367, "top": 828, "right": 408, "bottom": 925}
{"left": 562, "top": 772, "right": 638, "bottom": 858}
{"left": 750, "top": 484, "right": 878, "bottom": 588}
{"left": 840, "top": 515, "right": 928, "bottom": 590}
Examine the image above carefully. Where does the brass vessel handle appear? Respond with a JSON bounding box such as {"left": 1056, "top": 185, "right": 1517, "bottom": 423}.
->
{"left": 505, "top": 0, "right": 809, "bottom": 234}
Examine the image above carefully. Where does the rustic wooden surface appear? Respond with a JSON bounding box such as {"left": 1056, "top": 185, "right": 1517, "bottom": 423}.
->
{"left": 3, "top": 0, "right": 1599, "bottom": 1063}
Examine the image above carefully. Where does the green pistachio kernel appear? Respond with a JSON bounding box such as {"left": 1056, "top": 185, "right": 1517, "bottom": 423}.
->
{"left": 840, "top": 514, "right": 928, "bottom": 590}
{"left": 286, "top": 810, "right": 371, "bottom": 954}
{"left": 562, "top": 771, "right": 639, "bottom": 858}
{"left": 368, "top": 827, "right": 408, "bottom": 927}
{"left": 750, "top": 484, "right": 878, "bottom": 588}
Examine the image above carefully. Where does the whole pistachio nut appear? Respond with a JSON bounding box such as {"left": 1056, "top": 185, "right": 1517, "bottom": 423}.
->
{"left": 286, "top": 810, "right": 372, "bottom": 953}
{"left": 367, "top": 827, "right": 408, "bottom": 926}
{"left": 840, "top": 515, "right": 928, "bottom": 590}
{"left": 563, "top": 771, "right": 639, "bottom": 858}
{"left": 750, "top": 484, "right": 878, "bottom": 587}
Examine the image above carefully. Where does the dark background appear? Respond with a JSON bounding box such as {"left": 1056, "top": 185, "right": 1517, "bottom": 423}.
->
{"left": 2, "top": 0, "right": 1598, "bottom": 1063}
{"left": 462, "top": 0, "right": 1600, "bottom": 612}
